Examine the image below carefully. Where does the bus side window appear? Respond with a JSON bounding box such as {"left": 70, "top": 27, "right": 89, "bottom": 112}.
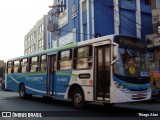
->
{"left": 7, "top": 61, "right": 13, "bottom": 74}
{"left": 58, "top": 50, "right": 72, "bottom": 70}
{"left": 40, "top": 55, "right": 47, "bottom": 72}
{"left": 21, "top": 58, "right": 28, "bottom": 73}
{"left": 13, "top": 60, "right": 20, "bottom": 73}
{"left": 30, "top": 56, "right": 39, "bottom": 72}
{"left": 74, "top": 46, "right": 92, "bottom": 69}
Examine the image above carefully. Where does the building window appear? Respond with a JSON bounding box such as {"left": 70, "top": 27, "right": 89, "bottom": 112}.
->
{"left": 38, "top": 39, "right": 44, "bottom": 48}
{"left": 57, "top": 0, "right": 68, "bottom": 28}
{"left": 145, "top": 0, "right": 151, "bottom": 5}
{"left": 33, "top": 31, "right": 36, "bottom": 38}
{"left": 57, "top": 0, "right": 67, "bottom": 13}
{"left": 27, "top": 37, "right": 30, "bottom": 44}
{"left": 31, "top": 44, "right": 35, "bottom": 53}
{"left": 29, "top": 36, "right": 31, "bottom": 43}
{"left": 30, "top": 32, "right": 35, "bottom": 41}
{"left": 38, "top": 24, "right": 43, "bottom": 34}
{"left": 28, "top": 47, "right": 31, "bottom": 54}
{"left": 81, "top": 0, "right": 89, "bottom": 41}
{"left": 156, "top": 0, "right": 160, "bottom": 8}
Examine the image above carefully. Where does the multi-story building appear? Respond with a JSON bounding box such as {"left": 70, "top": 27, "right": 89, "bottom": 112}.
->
{"left": 24, "top": 15, "right": 48, "bottom": 55}
{"left": 146, "top": 0, "right": 160, "bottom": 70}
{"left": 0, "top": 60, "right": 5, "bottom": 79}
{"left": 47, "top": 0, "right": 152, "bottom": 49}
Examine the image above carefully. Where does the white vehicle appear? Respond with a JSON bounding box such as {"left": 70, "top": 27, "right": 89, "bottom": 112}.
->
{"left": 6, "top": 34, "right": 151, "bottom": 108}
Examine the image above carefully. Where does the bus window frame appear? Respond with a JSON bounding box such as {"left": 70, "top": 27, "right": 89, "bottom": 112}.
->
{"left": 73, "top": 45, "right": 93, "bottom": 70}
{"left": 21, "top": 58, "right": 29, "bottom": 73}
{"left": 7, "top": 61, "right": 13, "bottom": 74}
{"left": 57, "top": 49, "right": 72, "bottom": 71}
{"left": 30, "top": 56, "right": 39, "bottom": 72}
{"left": 40, "top": 54, "right": 47, "bottom": 72}
{"left": 13, "top": 60, "right": 21, "bottom": 73}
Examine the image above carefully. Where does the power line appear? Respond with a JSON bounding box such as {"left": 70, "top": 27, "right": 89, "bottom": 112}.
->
{"left": 88, "top": 0, "right": 137, "bottom": 35}
{"left": 96, "top": 0, "right": 152, "bottom": 32}
{"left": 51, "top": 0, "right": 151, "bottom": 38}
{"left": 60, "top": 0, "right": 136, "bottom": 37}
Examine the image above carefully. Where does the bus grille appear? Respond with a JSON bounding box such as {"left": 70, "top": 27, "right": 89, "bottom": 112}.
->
{"left": 130, "top": 88, "right": 148, "bottom": 91}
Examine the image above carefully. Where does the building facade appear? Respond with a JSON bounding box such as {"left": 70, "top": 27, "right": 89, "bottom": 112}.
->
{"left": 0, "top": 60, "right": 5, "bottom": 79}
{"left": 146, "top": 0, "right": 160, "bottom": 70}
{"left": 24, "top": 15, "right": 48, "bottom": 55}
{"left": 47, "top": 0, "right": 152, "bottom": 49}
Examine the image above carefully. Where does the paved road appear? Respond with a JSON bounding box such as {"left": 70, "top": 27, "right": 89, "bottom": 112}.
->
{"left": 0, "top": 90, "right": 160, "bottom": 120}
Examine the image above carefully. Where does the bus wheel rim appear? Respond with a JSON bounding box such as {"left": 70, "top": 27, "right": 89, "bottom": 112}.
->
{"left": 74, "top": 93, "right": 82, "bottom": 104}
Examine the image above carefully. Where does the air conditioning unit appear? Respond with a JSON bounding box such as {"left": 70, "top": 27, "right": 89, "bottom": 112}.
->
{"left": 47, "top": 21, "right": 58, "bottom": 32}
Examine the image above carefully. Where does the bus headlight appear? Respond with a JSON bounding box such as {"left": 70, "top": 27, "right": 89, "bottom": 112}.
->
{"left": 114, "top": 81, "right": 122, "bottom": 88}
{"left": 121, "top": 87, "right": 130, "bottom": 93}
{"left": 114, "top": 81, "right": 130, "bottom": 93}
{"left": 123, "top": 88, "right": 130, "bottom": 93}
{"left": 115, "top": 83, "right": 122, "bottom": 88}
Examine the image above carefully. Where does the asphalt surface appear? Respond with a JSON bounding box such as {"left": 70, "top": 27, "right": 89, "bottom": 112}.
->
{"left": 0, "top": 90, "right": 160, "bottom": 120}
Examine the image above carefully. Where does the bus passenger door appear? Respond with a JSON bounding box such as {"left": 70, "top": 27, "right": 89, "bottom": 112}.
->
{"left": 95, "top": 45, "right": 111, "bottom": 101}
{"left": 47, "top": 54, "right": 57, "bottom": 96}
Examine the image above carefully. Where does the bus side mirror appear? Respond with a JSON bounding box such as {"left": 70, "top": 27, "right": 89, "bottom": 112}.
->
{"left": 113, "top": 46, "right": 118, "bottom": 58}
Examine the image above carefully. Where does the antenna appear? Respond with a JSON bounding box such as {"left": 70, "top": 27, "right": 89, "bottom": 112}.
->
{"left": 48, "top": 5, "right": 65, "bottom": 8}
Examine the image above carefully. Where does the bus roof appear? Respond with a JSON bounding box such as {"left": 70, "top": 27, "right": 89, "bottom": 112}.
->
{"left": 7, "top": 34, "right": 123, "bottom": 61}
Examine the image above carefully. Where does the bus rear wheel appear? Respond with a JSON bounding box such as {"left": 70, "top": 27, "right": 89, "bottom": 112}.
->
{"left": 71, "top": 88, "right": 86, "bottom": 109}
{"left": 103, "top": 103, "right": 114, "bottom": 107}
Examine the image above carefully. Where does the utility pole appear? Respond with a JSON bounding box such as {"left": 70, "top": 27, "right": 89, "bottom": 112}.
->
{"left": 48, "top": 5, "right": 65, "bottom": 48}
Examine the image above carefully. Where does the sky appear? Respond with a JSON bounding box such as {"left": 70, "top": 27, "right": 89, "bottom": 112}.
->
{"left": 0, "top": 0, "right": 53, "bottom": 62}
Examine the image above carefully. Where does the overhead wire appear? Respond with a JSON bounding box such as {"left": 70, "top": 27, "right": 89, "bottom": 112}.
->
{"left": 53, "top": 0, "right": 152, "bottom": 38}
{"left": 89, "top": 0, "right": 137, "bottom": 35}
{"left": 96, "top": 0, "right": 152, "bottom": 33}
{"left": 60, "top": 0, "right": 135, "bottom": 36}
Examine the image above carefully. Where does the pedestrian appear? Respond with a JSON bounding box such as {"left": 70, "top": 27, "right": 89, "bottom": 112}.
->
{"left": 0, "top": 80, "right": 5, "bottom": 90}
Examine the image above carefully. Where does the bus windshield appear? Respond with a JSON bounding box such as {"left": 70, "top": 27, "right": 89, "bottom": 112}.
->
{"left": 113, "top": 47, "right": 149, "bottom": 77}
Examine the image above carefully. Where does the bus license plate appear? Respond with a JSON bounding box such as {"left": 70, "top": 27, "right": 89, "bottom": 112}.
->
{"left": 137, "top": 94, "right": 144, "bottom": 98}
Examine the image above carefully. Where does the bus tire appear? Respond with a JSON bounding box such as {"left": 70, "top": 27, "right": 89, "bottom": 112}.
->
{"left": 71, "top": 88, "right": 86, "bottom": 109}
{"left": 103, "top": 103, "right": 114, "bottom": 107}
{"left": 19, "top": 84, "right": 27, "bottom": 99}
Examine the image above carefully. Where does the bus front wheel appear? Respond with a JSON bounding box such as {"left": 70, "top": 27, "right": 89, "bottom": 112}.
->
{"left": 71, "top": 88, "right": 86, "bottom": 109}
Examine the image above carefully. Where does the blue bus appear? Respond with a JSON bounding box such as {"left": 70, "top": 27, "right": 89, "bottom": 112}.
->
{"left": 6, "top": 35, "right": 151, "bottom": 108}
